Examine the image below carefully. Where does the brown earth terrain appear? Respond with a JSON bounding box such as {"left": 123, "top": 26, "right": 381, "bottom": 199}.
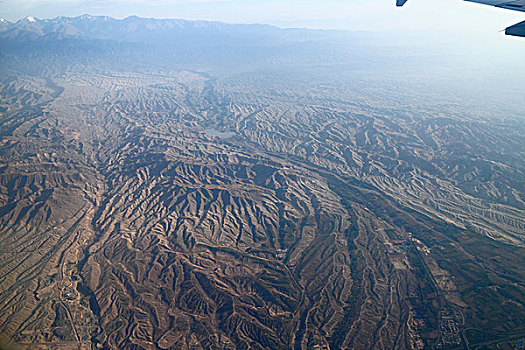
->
{"left": 0, "top": 16, "right": 524, "bottom": 350}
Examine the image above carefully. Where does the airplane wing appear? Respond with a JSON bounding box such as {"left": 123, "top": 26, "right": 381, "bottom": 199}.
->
{"left": 464, "top": 0, "right": 525, "bottom": 12}
{"left": 397, "top": 0, "right": 525, "bottom": 37}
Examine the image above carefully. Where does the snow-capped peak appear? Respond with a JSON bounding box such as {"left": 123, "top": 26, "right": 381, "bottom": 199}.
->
{"left": 25, "top": 16, "right": 37, "bottom": 22}
{"left": 78, "top": 14, "right": 95, "bottom": 20}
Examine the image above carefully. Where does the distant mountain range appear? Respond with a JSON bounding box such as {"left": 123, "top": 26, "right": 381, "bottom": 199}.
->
{"left": 0, "top": 15, "right": 475, "bottom": 79}
{"left": 0, "top": 15, "right": 348, "bottom": 45}
{"left": 0, "top": 15, "right": 376, "bottom": 75}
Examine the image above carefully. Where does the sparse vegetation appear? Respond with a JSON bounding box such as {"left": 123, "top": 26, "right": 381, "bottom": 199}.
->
{"left": 0, "top": 15, "right": 524, "bottom": 350}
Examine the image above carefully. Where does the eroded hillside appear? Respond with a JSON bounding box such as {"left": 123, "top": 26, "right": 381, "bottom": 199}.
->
{"left": 0, "top": 15, "right": 524, "bottom": 350}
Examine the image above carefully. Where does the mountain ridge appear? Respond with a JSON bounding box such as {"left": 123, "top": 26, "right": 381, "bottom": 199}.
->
{"left": 0, "top": 14, "right": 350, "bottom": 45}
{"left": 0, "top": 12, "right": 524, "bottom": 350}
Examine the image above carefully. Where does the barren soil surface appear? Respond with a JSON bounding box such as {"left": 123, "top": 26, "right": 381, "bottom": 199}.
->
{"left": 0, "top": 16, "right": 524, "bottom": 350}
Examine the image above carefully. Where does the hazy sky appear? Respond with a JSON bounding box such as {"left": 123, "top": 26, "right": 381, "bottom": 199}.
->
{"left": 1, "top": 0, "right": 523, "bottom": 36}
